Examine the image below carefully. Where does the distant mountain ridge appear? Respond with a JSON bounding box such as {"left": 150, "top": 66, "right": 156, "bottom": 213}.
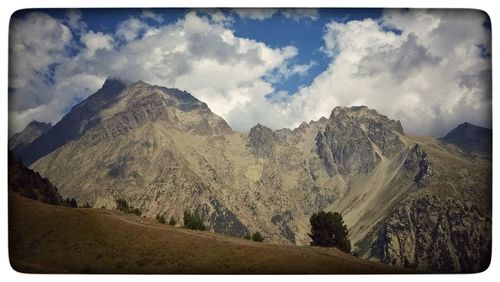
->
{"left": 16, "top": 79, "right": 491, "bottom": 272}
{"left": 9, "top": 121, "right": 51, "bottom": 151}
{"left": 440, "top": 122, "right": 492, "bottom": 157}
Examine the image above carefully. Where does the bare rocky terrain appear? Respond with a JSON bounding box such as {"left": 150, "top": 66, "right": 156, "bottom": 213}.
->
{"left": 13, "top": 78, "right": 491, "bottom": 272}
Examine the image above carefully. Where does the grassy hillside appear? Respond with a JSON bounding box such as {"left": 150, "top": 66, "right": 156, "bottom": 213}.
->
{"left": 9, "top": 193, "right": 409, "bottom": 274}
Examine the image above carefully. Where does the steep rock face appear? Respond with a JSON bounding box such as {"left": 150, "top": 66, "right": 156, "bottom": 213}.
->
{"left": 403, "top": 144, "right": 434, "bottom": 187}
{"left": 9, "top": 121, "right": 52, "bottom": 151}
{"left": 373, "top": 193, "right": 491, "bottom": 272}
{"left": 441, "top": 122, "right": 492, "bottom": 157}
{"left": 315, "top": 106, "right": 403, "bottom": 176}
{"left": 248, "top": 124, "right": 275, "bottom": 158}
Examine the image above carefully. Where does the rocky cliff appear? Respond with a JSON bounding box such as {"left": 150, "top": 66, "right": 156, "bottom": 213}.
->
{"left": 373, "top": 192, "right": 491, "bottom": 272}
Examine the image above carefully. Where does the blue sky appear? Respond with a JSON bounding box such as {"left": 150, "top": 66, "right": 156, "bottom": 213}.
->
{"left": 9, "top": 8, "right": 491, "bottom": 136}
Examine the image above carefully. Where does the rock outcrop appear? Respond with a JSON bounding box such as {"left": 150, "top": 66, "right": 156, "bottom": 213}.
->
{"left": 373, "top": 193, "right": 491, "bottom": 272}
{"left": 248, "top": 124, "right": 275, "bottom": 158}
{"left": 404, "top": 144, "right": 434, "bottom": 187}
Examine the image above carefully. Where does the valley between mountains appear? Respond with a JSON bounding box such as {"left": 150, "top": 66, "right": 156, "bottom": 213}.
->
{"left": 10, "top": 78, "right": 492, "bottom": 273}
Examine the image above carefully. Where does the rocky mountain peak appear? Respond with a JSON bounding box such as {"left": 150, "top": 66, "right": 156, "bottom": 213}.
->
{"left": 330, "top": 106, "right": 404, "bottom": 135}
{"left": 14, "top": 78, "right": 127, "bottom": 165}
{"left": 315, "top": 106, "right": 405, "bottom": 176}
{"left": 94, "top": 80, "right": 233, "bottom": 138}
{"left": 248, "top": 123, "right": 275, "bottom": 158}
{"left": 441, "top": 122, "right": 491, "bottom": 157}
{"left": 28, "top": 120, "right": 52, "bottom": 128}
{"left": 9, "top": 120, "right": 52, "bottom": 151}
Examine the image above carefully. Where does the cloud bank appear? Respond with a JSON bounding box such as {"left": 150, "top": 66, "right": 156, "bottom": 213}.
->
{"left": 9, "top": 9, "right": 491, "bottom": 138}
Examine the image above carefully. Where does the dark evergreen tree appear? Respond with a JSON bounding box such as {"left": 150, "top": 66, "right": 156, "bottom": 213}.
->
{"left": 168, "top": 217, "right": 177, "bottom": 226}
{"left": 252, "top": 231, "right": 264, "bottom": 242}
{"left": 115, "top": 198, "right": 129, "bottom": 212}
{"left": 183, "top": 210, "right": 206, "bottom": 230}
{"left": 308, "top": 211, "right": 351, "bottom": 253}
{"left": 156, "top": 213, "right": 166, "bottom": 224}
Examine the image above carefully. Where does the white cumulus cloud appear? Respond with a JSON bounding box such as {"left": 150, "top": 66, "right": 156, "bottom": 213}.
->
{"left": 9, "top": 10, "right": 299, "bottom": 134}
{"left": 279, "top": 9, "right": 491, "bottom": 136}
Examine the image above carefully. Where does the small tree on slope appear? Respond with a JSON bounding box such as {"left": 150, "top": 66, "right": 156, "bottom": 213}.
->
{"left": 308, "top": 211, "right": 351, "bottom": 253}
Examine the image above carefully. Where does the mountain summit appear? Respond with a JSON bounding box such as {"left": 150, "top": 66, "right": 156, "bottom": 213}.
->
{"left": 9, "top": 120, "right": 51, "bottom": 151}
{"left": 14, "top": 78, "right": 127, "bottom": 165}
{"left": 15, "top": 79, "right": 232, "bottom": 166}
{"left": 441, "top": 122, "right": 492, "bottom": 157}
{"left": 20, "top": 79, "right": 491, "bottom": 272}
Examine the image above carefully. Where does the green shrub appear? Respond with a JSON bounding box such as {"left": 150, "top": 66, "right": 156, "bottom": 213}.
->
{"left": 252, "top": 231, "right": 264, "bottom": 242}
{"left": 115, "top": 198, "right": 129, "bottom": 212}
{"left": 308, "top": 211, "right": 351, "bottom": 253}
{"left": 156, "top": 213, "right": 166, "bottom": 224}
{"left": 183, "top": 210, "right": 206, "bottom": 230}
{"left": 168, "top": 217, "right": 177, "bottom": 226}
{"left": 132, "top": 208, "right": 141, "bottom": 216}
{"left": 63, "top": 197, "right": 78, "bottom": 208}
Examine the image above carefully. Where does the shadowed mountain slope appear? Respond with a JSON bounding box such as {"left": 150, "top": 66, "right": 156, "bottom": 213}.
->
{"left": 441, "top": 122, "right": 492, "bottom": 157}
{"left": 9, "top": 121, "right": 51, "bottom": 151}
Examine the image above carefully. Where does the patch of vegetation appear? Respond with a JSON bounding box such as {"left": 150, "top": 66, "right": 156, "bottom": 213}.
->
{"left": 282, "top": 225, "right": 296, "bottom": 244}
{"left": 156, "top": 213, "right": 166, "bottom": 224}
{"left": 168, "top": 217, "right": 177, "bottom": 226}
{"left": 8, "top": 151, "right": 62, "bottom": 205}
{"left": 63, "top": 198, "right": 78, "bottom": 208}
{"left": 252, "top": 231, "right": 264, "bottom": 242}
{"left": 308, "top": 211, "right": 351, "bottom": 253}
{"left": 183, "top": 210, "right": 206, "bottom": 230}
{"left": 115, "top": 198, "right": 142, "bottom": 216}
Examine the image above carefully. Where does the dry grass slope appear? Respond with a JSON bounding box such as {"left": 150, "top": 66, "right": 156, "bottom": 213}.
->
{"left": 9, "top": 193, "right": 409, "bottom": 274}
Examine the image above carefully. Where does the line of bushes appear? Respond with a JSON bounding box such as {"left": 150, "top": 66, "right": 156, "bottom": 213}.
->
{"left": 244, "top": 231, "right": 264, "bottom": 242}
{"left": 156, "top": 213, "right": 177, "bottom": 226}
{"left": 115, "top": 198, "right": 142, "bottom": 216}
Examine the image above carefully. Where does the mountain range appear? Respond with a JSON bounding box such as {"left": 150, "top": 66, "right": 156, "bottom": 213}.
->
{"left": 10, "top": 78, "right": 492, "bottom": 272}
